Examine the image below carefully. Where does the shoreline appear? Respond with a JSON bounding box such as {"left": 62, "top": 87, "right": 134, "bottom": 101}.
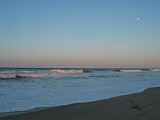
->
{"left": 0, "top": 86, "right": 160, "bottom": 120}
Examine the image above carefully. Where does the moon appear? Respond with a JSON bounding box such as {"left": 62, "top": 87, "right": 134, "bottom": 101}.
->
{"left": 137, "top": 18, "right": 140, "bottom": 20}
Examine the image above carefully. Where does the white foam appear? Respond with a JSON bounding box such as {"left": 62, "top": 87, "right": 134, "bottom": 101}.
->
{"left": 120, "top": 70, "right": 142, "bottom": 72}
{"left": 19, "top": 71, "right": 35, "bottom": 73}
{"left": 150, "top": 69, "right": 160, "bottom": 72}
{"left": 0, "top": 73, "right": 16, "bottom": 79}
{"left": 51, "top": 69, "right": 83, "bottom": 74}
{"left": 15, "top": 73, "right": 44, "bottom": 78}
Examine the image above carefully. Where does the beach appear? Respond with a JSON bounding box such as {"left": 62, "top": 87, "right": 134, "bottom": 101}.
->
{"left": 0, "top": 87, "right": 160, "bottom": 120}
{"left": 0, "top": 0, "right": 160, "bottom": 119}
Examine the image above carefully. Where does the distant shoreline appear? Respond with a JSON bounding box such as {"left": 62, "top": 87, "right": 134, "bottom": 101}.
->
{"left": 0, "top": 86, "right": 160, "bottom": 120}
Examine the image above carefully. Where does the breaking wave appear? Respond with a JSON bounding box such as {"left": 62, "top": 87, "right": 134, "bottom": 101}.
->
{"left": 51, "top": 69, "right": 83, "bottom": 74}
{"left": 0, "top": 73, "right": 44, "bottom": 79}
{"left": 0, "top": 70, "right": 42, "bottom": 79}
{"left": 0, "top": 73, "right": 15, "bottom": 79}
{"left": 150, "top": 68, "right": 160, "bottom": 72}
{"left": 120, "top": 69, "right": 142, "bottom": 72}
{"left": 15, "top": 73, "right": 46, "bottom": 78}
{"left": 1, "top": 68, "right": 160, "bottom": 79}
{"left": 0, "top": 69, "right": 83, "bottom": 79}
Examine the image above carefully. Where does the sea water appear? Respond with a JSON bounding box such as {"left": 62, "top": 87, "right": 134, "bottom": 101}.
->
{"left": 0, "top": 68, "right": 160, "bottom": 113}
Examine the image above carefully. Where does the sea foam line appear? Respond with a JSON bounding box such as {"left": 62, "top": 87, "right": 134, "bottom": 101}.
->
{"left": 120, "top": 70, "right": 142, "bottom": 72}
{"left": 50, "top": 69, "right": 83, "bottom": 74}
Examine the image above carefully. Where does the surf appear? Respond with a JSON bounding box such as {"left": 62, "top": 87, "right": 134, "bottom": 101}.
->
{"left": 120, "top": 69, "right": 142, "bottom": 72}
{"left": 50, "top": 69, "right": 83, "bottom": 74}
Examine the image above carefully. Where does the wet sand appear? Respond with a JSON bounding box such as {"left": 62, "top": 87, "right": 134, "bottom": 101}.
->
{"left": 0, "top": 87, "right": 160, "bottom": 120}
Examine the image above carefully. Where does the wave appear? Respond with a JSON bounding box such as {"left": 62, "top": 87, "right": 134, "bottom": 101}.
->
{"left": 150, "top": 68, "right": 160, "bottom": 72}
{"left": 120, "top": 69, "right": 142, "bottom": 72}
{"left": 83, "top": 68, "right": 149, "bottom": 73}
{"left": 0, "top": 73, "right": 44, "bottom": 79}
{"left": 1, "top": 68, "right": 159, "bottom": 79}
{"left": 18, "top": 70, "right": 35, "bottom": 73}
{"left": 0, "top": 69, "right": 83, "bottom": 79}
{"left": 89, "top": 75, "right": 120, "bottom": 78}
{"left": 15, "top": 73, "right": 46, "bottom": 78}
{"left": 0, "top": 73, "right": 16, "bottom": 79}
{"left": 51, "top": 69, "right": 83, "bottom": 74}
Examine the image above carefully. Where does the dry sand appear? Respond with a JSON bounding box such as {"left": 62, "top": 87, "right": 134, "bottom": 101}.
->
{"left": 0, "top": 87, "right": 160, "bottom": 120}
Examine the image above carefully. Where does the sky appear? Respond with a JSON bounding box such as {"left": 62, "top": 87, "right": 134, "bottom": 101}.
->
{"left": 0, "top": 0, "right": 160, "bottom": 68}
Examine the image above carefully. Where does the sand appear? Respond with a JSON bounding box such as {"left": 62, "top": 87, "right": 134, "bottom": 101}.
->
{"left": 0, "top": 87, "right": 160, "bottom": 120}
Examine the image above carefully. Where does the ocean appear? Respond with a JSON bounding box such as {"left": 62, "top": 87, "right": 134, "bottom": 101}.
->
{"left": 0, "top": 68, "right": 160, "bottom": 113}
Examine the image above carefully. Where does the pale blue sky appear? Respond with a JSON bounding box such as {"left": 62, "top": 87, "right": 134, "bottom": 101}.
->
{"left": 0, "top": 0, "right": 160, "bottom": 68}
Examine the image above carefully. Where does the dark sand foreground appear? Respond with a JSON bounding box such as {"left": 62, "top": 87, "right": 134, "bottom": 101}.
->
{"left": 0, "top": 87, "right": 160, "bottom": 120}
